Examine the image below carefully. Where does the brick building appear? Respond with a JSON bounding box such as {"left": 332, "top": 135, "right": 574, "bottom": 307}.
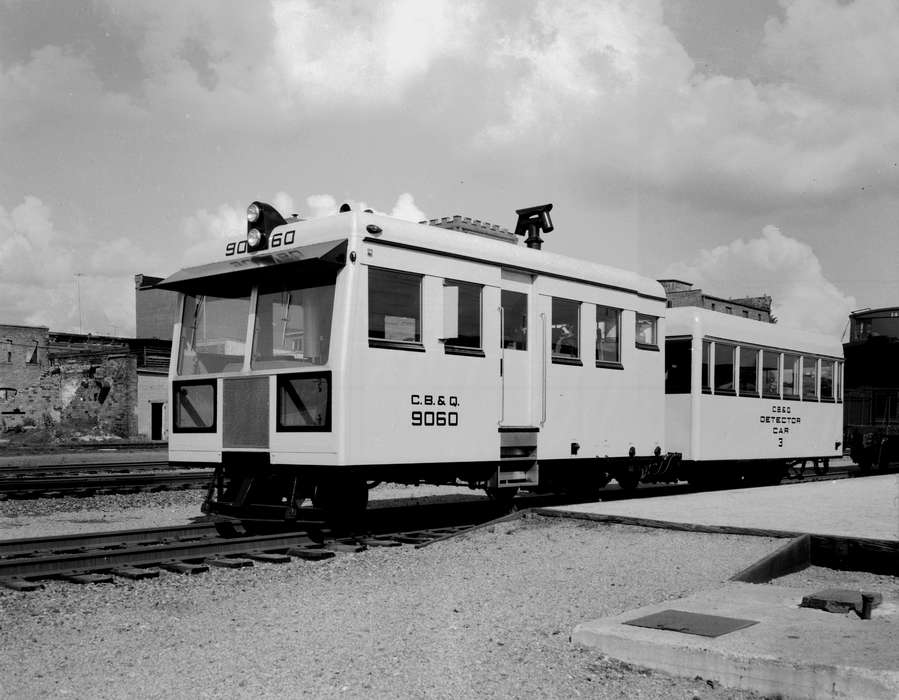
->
{"left": 0, "top": 324, "right": 170, "bottom": 442}
{"left": 659, "top": 280, "right": 773, "bottom": 323}
{"left": 135, "top": 274, "right": 178, "bottom": 341}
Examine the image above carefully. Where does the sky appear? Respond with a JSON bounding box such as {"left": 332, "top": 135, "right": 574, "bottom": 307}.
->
{"left": 1, "top": 0, "right": 898, "bottom": 339}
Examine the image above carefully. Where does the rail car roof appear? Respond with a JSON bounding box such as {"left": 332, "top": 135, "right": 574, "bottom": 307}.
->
{"left": 665, "top": 306, "right": 843, "bottom": 358}
{"left": 157, "top": 210, "right": 666, "bottom": 302}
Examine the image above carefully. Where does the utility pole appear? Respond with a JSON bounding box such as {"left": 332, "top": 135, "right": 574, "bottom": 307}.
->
{"left": 74, "top": 273, "right": 85, "bottom": 334}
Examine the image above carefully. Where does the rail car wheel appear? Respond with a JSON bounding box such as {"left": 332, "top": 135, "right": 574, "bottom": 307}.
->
{"left": 214, "top": 521, "right": 244, "bottom": 538}
{"left": 313, "top": 478, "right": 369, "bottom": 524}
{"left": 813, "top": 459, "right": 829, "bottom": 476}
{"left": 615, "top": 470, "right": 640, "bottom": 491}
{"left": 485, "top": 487, "right": 518, "bottom": 509}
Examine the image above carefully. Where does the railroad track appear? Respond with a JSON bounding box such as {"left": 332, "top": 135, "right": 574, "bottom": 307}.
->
{"left": 0, "top": 455, "right": 885, "bottom": 501}
{"left": 0, "top": 500, "right": 515, "bottom": 591}
{"left": 0, "top": 461, "right": 212, "bottom": 499}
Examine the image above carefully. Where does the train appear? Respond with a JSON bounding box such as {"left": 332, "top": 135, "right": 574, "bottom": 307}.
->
{"left": 157, "top": 201, "right": 844, "bottom": 525}
{"left": 843, "top": 307, "right": 899, "bottom": 471}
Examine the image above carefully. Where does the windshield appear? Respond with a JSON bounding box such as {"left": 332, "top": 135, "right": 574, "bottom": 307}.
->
{"left": 252, "top": 276, "right": 336, "bottom": 369}
{"left": 178, "top": 292, "right": 250, "bottom": 375}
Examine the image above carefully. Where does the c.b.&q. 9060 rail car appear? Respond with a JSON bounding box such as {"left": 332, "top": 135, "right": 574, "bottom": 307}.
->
{"left": 158, "top": 200, "right": 843, "bottom": 524}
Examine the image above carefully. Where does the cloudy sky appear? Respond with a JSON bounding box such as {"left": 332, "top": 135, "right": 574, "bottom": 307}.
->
{"left": 2, "top": 0, "right": 898, "bottom": 338}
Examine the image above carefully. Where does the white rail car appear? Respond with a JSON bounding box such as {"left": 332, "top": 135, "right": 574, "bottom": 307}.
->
{"left": 664, "top": 307, "right": 844, "bottom": 485}
{"left": 159, "top": 203, "right": 668, "bottom": 522}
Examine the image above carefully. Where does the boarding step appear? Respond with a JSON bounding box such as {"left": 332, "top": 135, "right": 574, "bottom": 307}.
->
{"left": 494, "top": 427, "right": 539, "bottom": 487}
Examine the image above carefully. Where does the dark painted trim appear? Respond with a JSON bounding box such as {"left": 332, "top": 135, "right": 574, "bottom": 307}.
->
{"left": 444, "top": 345, "right": 486, "bottom": 358}
{"left": 368, "top": 339, "right": 426, "bottom": 352}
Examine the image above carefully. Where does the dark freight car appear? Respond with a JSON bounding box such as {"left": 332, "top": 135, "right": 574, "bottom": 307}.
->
{"left": 843, "top": 307, "right": 899, "bottom": 470}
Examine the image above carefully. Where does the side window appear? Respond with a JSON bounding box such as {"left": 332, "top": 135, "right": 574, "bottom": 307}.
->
{"left": 501, "top": 290, "right": 527, "bottom": 350}
{"left": 444, "top": 280, "right": 482, "bottom": 351}
{"left": 368, "top": 268, "right": 422, "bottom": 346}
{"left": 714, "top": 342, "right": 735, "bottom": 394}
{"left": 635, "top": 313, "right": 658, "bottom": 349}
{"left": 551, "top": 297, "right": 580, "bottom": 360}
{"left": 762, "top": 350, "right": 781, "bottom": 399}
{"left": 701, "top": 340, "right": 712, "bottom": 393}
{"left": 596, "top": 305, "right": 621, "bottom": 365}
{"left": 820, "top": 359, "right": 835, "bottom": 401}
{"left": 665, "top": 338, "right": 691, "bottom": 394}
{"left": 0, "top": 387, "right": 17, "bottom": 401}
{"left": 802, "top": 356, "right": 818, "bottom": 400}
{"left": 26, "top": 341, "right": 39, "bottom": 364}
{"left": 738, "top": 347, "right": 759, "bottom": 397}
{"left": 835, "top": 361, "right": 843, "bottom": 402}
{"left": 1, "top": 340, "right": 10, "bottom": 363}
{"left": 783, "top": 354, "right": 800, "bottom": 399}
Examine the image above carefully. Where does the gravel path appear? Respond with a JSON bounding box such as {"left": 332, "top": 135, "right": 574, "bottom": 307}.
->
{"left": 0, "top": 500, "right": 782, "bottom": 700}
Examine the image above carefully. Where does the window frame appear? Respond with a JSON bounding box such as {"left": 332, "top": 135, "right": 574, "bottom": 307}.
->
{"left": 443, "top": 279, "right": 485, "bottom": 358}
{"left": 635, "top": 313, "right": 659, "bottom": 351}
{"left": 595, "top": 305, "right": 622, "bottom": 369}
{"left": 713, "top": 342, "right": 736, "bottom": 395}
{"left": 501, "top": 289, "right": 528, "bottom": 351}
{"left": 276, "top": 371, "right": 333, "bottom": 432}
{"left": 551, "top": 297, "right": 582, "bottom": 365}
{"left": 801, "top": 355, "right": 819, "bottom": 401}
{"left": 171, "top": 379, "right": 217, "bottom": 433}
{"left": 820, "top": 358, "right": 836, "bottom": 403}
{"left": 664, "top": 337, "right": 692, "bottom": 394}
{"left": 782, "top": 353, "right": 801, "bottom": 400}
{"left": 761, "top": 349, "right": 781, "bottom": 400}
{"left": 737, "top": 346, "right": 760, "bottom": 398}
{"left": 368, "top": 267, "right": 425, "bottom": 352}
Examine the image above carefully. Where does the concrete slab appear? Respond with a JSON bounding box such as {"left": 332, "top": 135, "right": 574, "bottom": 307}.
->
{"left": 547, "top": 475, "right": 899, "bottom": 542}
{"left": 574, "top": 582, "right": 899, "bottom": 700}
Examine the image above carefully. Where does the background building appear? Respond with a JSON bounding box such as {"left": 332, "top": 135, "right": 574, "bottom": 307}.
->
{"left": 659, "top": 279, "right": 772, "bottom": 323}
{"left": 135, "top": 274, "right": 178, "bottom": 341}
{"left": 0, "top": 324, "right": 170, "bottom": 442}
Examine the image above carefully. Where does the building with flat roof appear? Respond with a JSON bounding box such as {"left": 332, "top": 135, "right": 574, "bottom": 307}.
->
{"left": 659, "top": 279, "right": 773, "bottom": 323}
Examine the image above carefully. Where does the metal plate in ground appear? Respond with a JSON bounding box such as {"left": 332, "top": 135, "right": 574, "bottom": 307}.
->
{"left": 624, "top": 609, "right": 759, "bottom": 637}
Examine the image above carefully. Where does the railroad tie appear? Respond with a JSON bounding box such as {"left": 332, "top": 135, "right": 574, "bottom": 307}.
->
{"left": 111, "top": 567, "right": 160, "bottom": 580}
{"left": 208, "top": 558, "right": 255, "bottom": 569}
{"left": 62, "top": 572, "right": 115, "bottom": 585}
{"left": 244, "top": 552, "right": 292, "bottom": 564}
{"left": 286, "top": 548, "right": 335, "bottom": 561}
{"left": 0, "top": 577, "right": 44, "bottom": 591}
{"left": 160, "top": 561, "right": 209, "bottom": 575}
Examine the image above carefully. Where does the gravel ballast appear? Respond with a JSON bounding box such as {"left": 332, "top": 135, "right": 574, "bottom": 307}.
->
{"left": 0, "top": 502, "right": 785, "bottom": 700}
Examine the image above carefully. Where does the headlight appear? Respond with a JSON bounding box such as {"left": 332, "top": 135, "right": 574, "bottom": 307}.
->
{"left": 247, "top": 228, "right": 262, "bottom": 247}
{"left": 247, "top": 203, "right": 261, "bottom": 223}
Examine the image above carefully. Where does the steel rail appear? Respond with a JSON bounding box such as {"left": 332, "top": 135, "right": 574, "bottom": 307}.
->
{"left": 0, "top": 460, "right": 171, "bottom": 475}
{"left": 0, "top": 469, "right": 213, "bottom": 497}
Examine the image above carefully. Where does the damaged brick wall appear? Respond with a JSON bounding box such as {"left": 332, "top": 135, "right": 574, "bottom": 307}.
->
{"left": 1, "top": 353, "right": 138, "bottom": 438}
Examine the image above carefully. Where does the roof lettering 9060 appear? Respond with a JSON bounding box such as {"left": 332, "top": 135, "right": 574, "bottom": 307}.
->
{"left": 225, "top": 230, "right": 295, "bottom": 256}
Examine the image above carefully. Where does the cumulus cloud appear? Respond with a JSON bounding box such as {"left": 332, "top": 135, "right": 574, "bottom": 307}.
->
{"left": 662, "top": 225, "right": 854, "bottom": 337}
{"left": 0, "top": 197, "right": 138, "bottom": 335}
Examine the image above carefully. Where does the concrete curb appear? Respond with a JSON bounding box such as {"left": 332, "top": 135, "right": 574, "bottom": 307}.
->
{"left": 573, "top": 582, "right": 899, "bottom": 700}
